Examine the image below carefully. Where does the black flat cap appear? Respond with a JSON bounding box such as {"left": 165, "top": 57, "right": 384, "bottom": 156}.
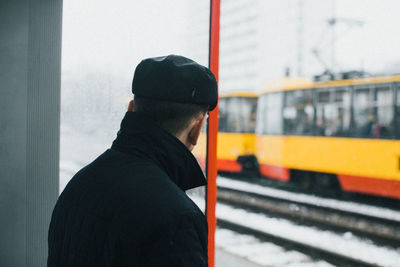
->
{"left": 132, "top": 55, "right": 218, "bottom": 111}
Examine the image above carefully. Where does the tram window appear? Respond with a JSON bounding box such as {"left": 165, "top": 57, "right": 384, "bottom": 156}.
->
{"left": 264, "top": 93, "right": 283, "bottom": 134}
{"left": 225, "top": 98, "right": 242, "bottom": 133}
{"left": 222, "top": 97, "right": 257, "bottom": 133}
{"left": 225, "top": 98, "right": 237, "bottom": 132}
{"left": 218, "top": 98, "right": 228, "bottom": 132}
{"left": 256, "top": 94, "right": 267, "bottom": 134}
{"left": 256, "top": 93, "right": 279, "bottom": 135}
{"left": 397, "top": 86, "right": 400, "bottom": 139}
{"left": 376, "top": 87, "right": 394, "bottom": 138}
{"left": 283, "top": 90, "right": 313, "bottom": 135}
{"left": 398, "top": 86, "right": 400, "bottom": 104}
{"left": 318, "top": 91, "right": 330, "bottom": 103}
{"left": 241, "top": 97, "right": 257, "bottom": 133}
{"left": 353, "top": 86, "right": 393, "bottom": 138}
{"left": 398, "top": 86, "right": 400, "bottom": 105}
{"left": 315, "top": 88, "right": 351, "bottom": 137}
{"left": 353, "top": 88, "right": 373, "bottom": 137}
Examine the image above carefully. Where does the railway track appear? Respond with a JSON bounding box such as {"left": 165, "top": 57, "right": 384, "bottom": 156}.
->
{"left": 195, "top": 176, "right": 400, "bottom": 267}
{"left": 217, "top": 220, "right": 378, "bottom": 267}
{"left": 217, "top": 186, "right": 400, "bottom": 247}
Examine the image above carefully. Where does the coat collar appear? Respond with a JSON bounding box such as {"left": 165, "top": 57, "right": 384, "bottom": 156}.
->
{"left": 111, "top": 111, "right": 206, "bottom": 191}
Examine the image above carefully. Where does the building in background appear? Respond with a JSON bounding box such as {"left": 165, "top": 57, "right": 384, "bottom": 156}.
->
{"left": 184, "top": 0, "right": 259, "bottom": 94}
{"left": 219, "top": 0, "right": 260, "bottom": 93}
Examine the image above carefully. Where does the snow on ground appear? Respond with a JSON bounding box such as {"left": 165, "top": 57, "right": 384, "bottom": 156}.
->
{"left": 191, "top": 196, "right": 400, "bottom": 267}
{"left": 218, "top": 176, "right": 400, "bottom": 222}
{"left": 216, "top": 229, "right": 334, "bottom": 267}
{"left": 215, "top": 246, "right": 262, "bottom": 267}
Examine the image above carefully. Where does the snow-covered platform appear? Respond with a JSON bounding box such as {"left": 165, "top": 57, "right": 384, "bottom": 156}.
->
{"left": 216, "top": 248, "right": 260, "bottom": 267}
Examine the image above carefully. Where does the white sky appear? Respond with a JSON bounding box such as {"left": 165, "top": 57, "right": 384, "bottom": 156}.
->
{"left": 320, "top": 0, "right": 400, "bottom": 73}
{"left": 62, "top": 0, "right": 400, "bottom": 92}
{"left": 62, "top": 0, "right": 195, "bottom": 79}
{"left": 257, "top": 0, "right": 400, "bottom": 81}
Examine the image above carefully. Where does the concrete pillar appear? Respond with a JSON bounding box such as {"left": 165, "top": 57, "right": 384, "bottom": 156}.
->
{"left": 0, "top": 0, "right": 62, "bottom": 266}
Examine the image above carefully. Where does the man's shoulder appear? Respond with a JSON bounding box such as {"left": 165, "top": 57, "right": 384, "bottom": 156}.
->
{"left": 105, "top": 150, "right": 205, "bottom": 219}
{"left": 60, "top": 149, "right": 152, "bottom": 193}
{"left": 69, "top": 148, "right": 160, "bottom": 181}
{"left": 68, "top": 148, "right": 203, "bottom": 214}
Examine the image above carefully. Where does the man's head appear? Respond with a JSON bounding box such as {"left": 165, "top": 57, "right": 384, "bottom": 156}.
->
{"left": 129, "top": 55, "right": 218, "bottom": 151}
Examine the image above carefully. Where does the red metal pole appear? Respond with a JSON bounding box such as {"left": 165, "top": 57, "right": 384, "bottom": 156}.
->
{"left": 207, "top": 0, "right": 220, "bottom": 267}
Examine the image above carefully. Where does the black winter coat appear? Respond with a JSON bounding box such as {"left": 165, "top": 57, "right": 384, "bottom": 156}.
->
{"left": 48, "top": 112, "right": 208, "bottom": 267}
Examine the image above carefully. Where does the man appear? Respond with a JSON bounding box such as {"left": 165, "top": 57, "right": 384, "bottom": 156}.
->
{"left": 48, "top": 55, "right": 218, "bottom": 267}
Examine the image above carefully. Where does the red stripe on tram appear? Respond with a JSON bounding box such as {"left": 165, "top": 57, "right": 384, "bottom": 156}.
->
{"left": 259, "top": 163, "right": 290, "bottom": 182}
{"left": 207, "top": 1, "right": 220, "bottom": 267}
{"left": 338, "top": 174, "right": 400, "bottom": 199}
{"left": 217, "top": 159, "right": 243, "bottom": 173}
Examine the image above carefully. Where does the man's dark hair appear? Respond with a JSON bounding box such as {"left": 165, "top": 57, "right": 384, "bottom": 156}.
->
{"left": 134, "top": 96, "right": 209, "bottom": 135}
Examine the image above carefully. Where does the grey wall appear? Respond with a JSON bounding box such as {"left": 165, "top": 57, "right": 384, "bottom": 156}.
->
{"left": 0, "top": 0, "right": 62, "bottom": 266}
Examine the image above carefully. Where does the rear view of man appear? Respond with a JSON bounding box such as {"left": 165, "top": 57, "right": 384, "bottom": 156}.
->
{"left": 48, "top": 55, "right": 218, "bottom": 267}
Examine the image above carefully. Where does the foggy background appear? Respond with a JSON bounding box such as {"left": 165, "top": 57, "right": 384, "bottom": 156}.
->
{"left": 60, "top": 0, "right": 400, "bottom": 189}
{"left": 58, "top": 1, "right": 400, "bottom": 265}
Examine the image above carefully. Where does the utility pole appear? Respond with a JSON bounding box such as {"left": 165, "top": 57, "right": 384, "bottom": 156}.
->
{"left": 297, "top": 0, "right": 304, "bottom": 76}
{"left": 312, "top": 0, "right": 363, "bottom": 75}
{"left": 330, "top": 0, "right": 336, "bottom": 72}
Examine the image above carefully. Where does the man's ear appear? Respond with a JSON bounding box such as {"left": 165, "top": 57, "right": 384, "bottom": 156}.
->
{"left": 128, "top": 100, "right": 134, "bottom": 111}
{"left": 188, "top": 113, "right": 207, "bottom": 147}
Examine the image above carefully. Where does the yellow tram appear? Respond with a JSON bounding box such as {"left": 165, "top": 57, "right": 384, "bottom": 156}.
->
{"left": 193, "top": 92, "right": 258, "bottom": 174}
{"left": 256, "top": 75, "right": 400, "bottom": 199}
